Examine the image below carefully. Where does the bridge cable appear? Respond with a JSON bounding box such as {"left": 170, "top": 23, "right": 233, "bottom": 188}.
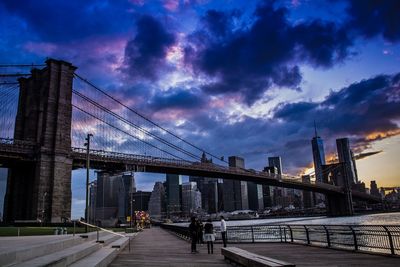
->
{"left": 73, "top": 90, "right": 201, "bottom": 161}
{"left": 71, "top": 104, "right": 187, "bottom": 161}
{"left": 74, "top": 73, "right": 227, "bottom": 164}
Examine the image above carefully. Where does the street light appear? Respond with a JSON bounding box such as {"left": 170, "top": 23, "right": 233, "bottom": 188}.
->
{"left": 85, "top": 133, "right": 93, "bottom": 233}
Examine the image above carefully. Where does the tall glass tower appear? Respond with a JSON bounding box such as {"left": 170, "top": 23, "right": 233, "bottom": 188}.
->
{"left": 336, "top": 138, "right": 357, "bottom": 184}
{"left": 311, "top": 123, "right": 326, "bottom": 183}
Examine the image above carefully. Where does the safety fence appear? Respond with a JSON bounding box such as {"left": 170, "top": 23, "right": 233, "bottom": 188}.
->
{"left": 161, "top": 223, "right": 400, "bottom": 256}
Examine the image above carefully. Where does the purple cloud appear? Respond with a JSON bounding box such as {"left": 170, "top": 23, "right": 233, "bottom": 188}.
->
{"left": 122, "top": 15, "right": 176, "bottom": 81}
{"left": 186, "top": 1, "right": 353, "bottom": 105}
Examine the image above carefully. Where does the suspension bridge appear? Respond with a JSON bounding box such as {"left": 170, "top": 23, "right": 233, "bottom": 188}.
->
{"left": 0, "top": 59, "right": 379, "bottom": 223}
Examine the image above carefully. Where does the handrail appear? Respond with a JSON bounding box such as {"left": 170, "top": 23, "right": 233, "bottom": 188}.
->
{"left": 161, "top": 223, "right": 400, "bottom": 256}
{"left": 77, "top": 220, "right": 126, "bottom": 237}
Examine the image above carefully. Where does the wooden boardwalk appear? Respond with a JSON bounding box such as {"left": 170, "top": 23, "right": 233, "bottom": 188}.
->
{"left": 109, "top": 227, "right": 231, "bottom": 267}
{"left": 110, "top": 227, "right": 400, "bottom": 267}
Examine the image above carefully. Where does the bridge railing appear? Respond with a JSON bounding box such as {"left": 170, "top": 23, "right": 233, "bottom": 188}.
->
{"left": 161, "top": 223, "right": 400, "bottom": 256}
{"left": 0, "top": 138, "right": 37, "bottom": 154}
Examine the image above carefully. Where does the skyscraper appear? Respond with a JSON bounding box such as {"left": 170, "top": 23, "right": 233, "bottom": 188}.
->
{"left": 148, "top": 182, "right": 166, "bottom": 220}
{"left": 268, "top": 157, "right": 282, "bottom": 174}
{"left": 181, "top": 182, "right": 201, "bottom": 215}
{"left": 223, "top": 156, "right": 248, "bottom": 211}
{"left": 311, "top": 124, "right": 326, "bottom": 183}
{"left": 370, "top": 181, "right": 380, "bottom": 198}
{"left": 189, "top": 153, "right": 219, "bottom": 214}
{"left": 248, "top": 182, "right": 264, "bottom": 211}
{"left": 336, "top": 138, "right": 357, "bottom": 184}
{"left": 165, "top": 174, "right": 181, "bottom": 216}
{"left": 95, "top": 172, "right": 135, "bottom": 226}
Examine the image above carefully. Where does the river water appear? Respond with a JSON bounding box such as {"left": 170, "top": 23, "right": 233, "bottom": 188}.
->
{"left": 178, "top": 212, "right": 400, "bottom": 227}
{"left": 226, "top": 212, "right": 400, "bottom": 226}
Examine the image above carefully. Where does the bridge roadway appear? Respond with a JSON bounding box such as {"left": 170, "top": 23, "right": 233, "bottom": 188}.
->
{"left": 0, "top": 139, "right": 380, "bottom": 202}
{"left": 110, "top": 227, "right": 400, "bottom": 267}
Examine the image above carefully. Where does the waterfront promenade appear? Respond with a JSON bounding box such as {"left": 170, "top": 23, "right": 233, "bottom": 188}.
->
{"left": 110, "top": 227, "right": 400, "bottom": 267}
{"left": 110, "top": 227, "right": 231, "bottom": 266}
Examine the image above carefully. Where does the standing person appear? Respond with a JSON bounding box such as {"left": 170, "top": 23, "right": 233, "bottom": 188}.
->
{"left": 220, "top": 216, "right": 227, "bottom": 247}
{"left": 197, "top": 219, "right": 204, "bottom": 244}
{"left": 204, "top": 219, "right": 215, "bottom": 254}
{"left": 189, "top": 217, "right": 199, "bottom": 253}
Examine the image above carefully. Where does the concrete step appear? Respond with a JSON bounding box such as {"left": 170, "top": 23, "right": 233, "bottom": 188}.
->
{"left": 70, "top": 235, "right": 132, "bottom": 267}
{"left": 97, "top": 233, "right": 121, "bottom": 246}
{"left": 68, "top": 247, "right": 118, "bottom": 267}
{"left": 1, "top": 235, "right": 86, "bottom": 267}
{"left": 110, "top": 236, "right": 130, "bottom": 249}
{"left": 11, "top": 240, "right": 102, "bottom": 267}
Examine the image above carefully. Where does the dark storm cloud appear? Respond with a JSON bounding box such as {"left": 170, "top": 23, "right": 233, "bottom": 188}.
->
{"left": 345, "top": 0, "right": 400, "bottom": 42}
{"left": 187, "top": 1, "right": 353, "bottom": 105}
{"left": 148, "top": 88, "right": 205, "bottom": 111}
{"left": 0, "top": 0, "right": 132, "bottom": 42}
{"left": 178, "top": 72, "right": 400, "bottom": 173}
{"left": 274, "top": 72, "right": 400, "bottom": 142}
{"left": 122, "top": 15, "right": 176, "bottom": 80}
{"left": 202, "top": 9, "right": 240, "bottom": 38}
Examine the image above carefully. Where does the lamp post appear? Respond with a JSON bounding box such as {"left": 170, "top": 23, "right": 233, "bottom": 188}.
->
{"left": 85, "top": 133, "right": 93, "bottom": 233}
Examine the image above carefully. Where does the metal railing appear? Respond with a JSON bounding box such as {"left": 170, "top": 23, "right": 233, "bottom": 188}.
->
{"left": 161, "top": 223, "right": 400, "bottom": 256}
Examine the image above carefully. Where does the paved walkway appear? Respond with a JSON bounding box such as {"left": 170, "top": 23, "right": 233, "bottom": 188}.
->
{"left": 109, "top": 227, "right": 230, "bottom": 267}
{"left": 110, "top": 227, "right": 400, "bottom": 267}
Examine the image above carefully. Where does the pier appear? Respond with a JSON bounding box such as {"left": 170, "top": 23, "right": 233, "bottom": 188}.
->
{"left": 110, "top": 227, "right": 400, "bottom": 266}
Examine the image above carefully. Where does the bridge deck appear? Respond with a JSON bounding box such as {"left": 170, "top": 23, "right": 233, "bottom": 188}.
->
{"left": 110, "top": 227, "right": 400, "bottom": 267}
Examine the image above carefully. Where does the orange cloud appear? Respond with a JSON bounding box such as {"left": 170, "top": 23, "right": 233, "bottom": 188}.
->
{"left": 365, "top": 129, "right": 400, "bottom": 141}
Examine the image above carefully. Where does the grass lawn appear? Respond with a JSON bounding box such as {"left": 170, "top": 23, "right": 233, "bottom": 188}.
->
{"left": 0, "top": 227, "right": 126, "bottom": 236}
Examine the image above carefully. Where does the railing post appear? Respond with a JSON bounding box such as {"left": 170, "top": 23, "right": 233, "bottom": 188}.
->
{"left": 279, "top": 226, "right": 283, "bottom": 242}
{"left": 349, "top": 226, "right": 358, "bottom": 251}
{"left": 283, "top": 227, "right": 287, "bottom": 242}
{"left": 323, "top": 226, "right": 330, "bottom": 247}
{"left": 251, "top": 226, "right": 255, "bottom": 243}
{"left": 304, "top": 226, "right": 310, "bottom": 245}
{"left": 97, "top": 227, "right": 99, "bottom": 243}
{"left": 287, "top": 225, "right": 294, "bottom": 242}
{"left": 382, "top": 226, "right": 395, "bottom": 255}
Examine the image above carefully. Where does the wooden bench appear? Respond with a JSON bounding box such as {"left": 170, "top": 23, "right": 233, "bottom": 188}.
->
{"left": 221, "top": 247, "right": 295, "bottom": 267}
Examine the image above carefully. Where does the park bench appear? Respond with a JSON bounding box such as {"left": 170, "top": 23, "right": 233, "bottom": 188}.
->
{"left": 221, "top": 247, "right": 295, "bottom": 267}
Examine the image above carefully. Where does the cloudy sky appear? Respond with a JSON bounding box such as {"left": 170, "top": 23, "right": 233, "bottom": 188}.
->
{"left": 1, "top": 0, "right": 399, "bottom": 218}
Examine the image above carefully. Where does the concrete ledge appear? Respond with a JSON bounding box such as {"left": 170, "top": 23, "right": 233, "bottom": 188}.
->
{"left": 221, "top": 247, "right": 295, "bottom": 267}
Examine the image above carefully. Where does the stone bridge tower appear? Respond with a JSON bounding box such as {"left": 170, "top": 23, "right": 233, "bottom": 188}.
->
{"left": 4, "top": 59, "right": 76, "bottom": 223}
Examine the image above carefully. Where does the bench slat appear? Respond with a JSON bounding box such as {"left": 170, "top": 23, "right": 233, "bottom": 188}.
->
{"left": 221, "top": 247, "right": 295, "bottom": 267}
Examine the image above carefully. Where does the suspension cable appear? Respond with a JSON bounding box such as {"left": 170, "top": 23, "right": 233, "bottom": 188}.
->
{"left": 73, "top": 90, "right": 201, "bottom": 161}
{"left": 74, "top": 73, "right": 227, "bottom": 164}
{"left": 72, "top": 104, "right": 187, "bottom": 161}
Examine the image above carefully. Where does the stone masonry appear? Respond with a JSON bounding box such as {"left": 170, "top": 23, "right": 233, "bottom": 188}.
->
{"left": 4, "top": 59, "right": 76, "bottom": 223}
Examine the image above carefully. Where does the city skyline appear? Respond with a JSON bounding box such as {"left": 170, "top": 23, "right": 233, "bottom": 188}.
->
{"left": 0, "top": 0, "right": 399, "bottom": 219}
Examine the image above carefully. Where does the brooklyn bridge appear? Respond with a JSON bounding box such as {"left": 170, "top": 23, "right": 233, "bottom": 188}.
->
{"left": 0, "top": 59, "right": 380, "bottom": 223}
